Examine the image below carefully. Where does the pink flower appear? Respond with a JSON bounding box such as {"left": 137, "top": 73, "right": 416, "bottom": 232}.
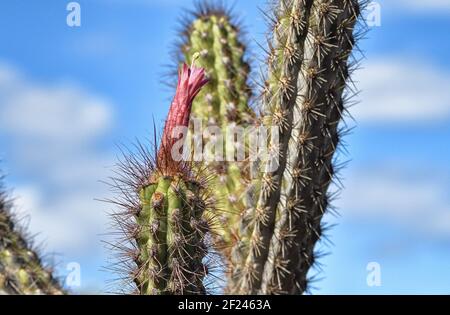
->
{"left": 158, "top": 63, "right": 208, "bottom": 172}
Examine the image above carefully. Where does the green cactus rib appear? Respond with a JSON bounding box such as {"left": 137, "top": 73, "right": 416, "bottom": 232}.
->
{"left": 234, "top": 0, "right": 314, "bottom": 295}
{"left": 0, "top": 176, "right": 65, "bottom": 295}
{"left": 136, "top": 179, "right": 167, "bottom": 294}
{"left": 183, "top": 11, "right": 253, "bottom": 126}
{"left": 134, "top": 174, "right": 210, "bottom": 295}
{"left": 180, "top": 7, "right": 255, "bottom": 263}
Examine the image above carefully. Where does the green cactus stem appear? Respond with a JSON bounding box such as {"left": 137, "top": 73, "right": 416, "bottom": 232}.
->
{"left": 290, "top": 0, "right": 364, "bottom": 294}
{"left": 108, "top": 62, "right": 217, "bottom": 294}
{"left": 178, "top": 3, "right": 256, "bottom": 274}
{"left": 134, "top": 174, "right": 210, "bottom": 294}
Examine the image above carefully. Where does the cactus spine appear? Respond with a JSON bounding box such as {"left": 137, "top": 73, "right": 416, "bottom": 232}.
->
{"left": 0, "top": 174, "right": 65, "bottom": 295}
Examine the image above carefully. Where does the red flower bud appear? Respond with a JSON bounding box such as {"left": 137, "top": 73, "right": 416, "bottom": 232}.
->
{"left": 158, "top": 63, "right": 208, "bottom": 173}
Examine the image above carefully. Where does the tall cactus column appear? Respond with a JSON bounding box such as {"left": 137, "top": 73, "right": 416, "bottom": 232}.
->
{"left": 136, "top": 175, "right": 209, "bottom": 294}
{"left": 260, "top": 0, "right": 364, "bottom": 294}
{"left": 234, "top": 0, "right": 314, "bottom": 295}
{"left": 111, "top": 63, "right": 215, "bottom": 295}
{"left": 179, "top": 6, "right": 255, "bottom": 266}
{"left": 291, "top": 0, "right": 363, "bottom": 294}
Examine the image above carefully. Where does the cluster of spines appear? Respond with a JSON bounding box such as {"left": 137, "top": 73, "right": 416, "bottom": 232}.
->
{"left": 0, "top": 173, "right": 65, "bottom": 295}
{"left": 262, "top": 0, "right": 366, "bottom": 294}
{"left": 107, "top": 145, "right": 219, "bottom": 295}
{"left": 257, "top": 0, "right": 356, "bottom": 294}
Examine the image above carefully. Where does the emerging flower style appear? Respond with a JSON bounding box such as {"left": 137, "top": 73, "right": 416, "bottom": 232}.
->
{"left": 158, "top": 62, "right": 209, "bottom": 173}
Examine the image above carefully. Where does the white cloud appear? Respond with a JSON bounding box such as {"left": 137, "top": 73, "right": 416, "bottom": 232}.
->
{"left": 14, "top": 186, "right": 109, "bottom": 253}
{"left": 0, "top": 63, "right": 115, "bottom": 257}
{"left": 353, "top": 58, "right": 450, "bottom": 123}
{"left": 337, "top": 166, "right": 450, "bottom": 239}
{"left": 0, "top": 65, "right": 112, "bottom": 142}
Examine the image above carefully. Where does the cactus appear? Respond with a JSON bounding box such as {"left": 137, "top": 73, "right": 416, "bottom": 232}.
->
{"left": 134, "top": 173, "right": 211, "bottom": 294}
{"left": 180, "top": 2, "right": 255, "bottom": 244}
{"left": 232, "top": 0, "right": 315, "bottom": 295}
{"left": 0, "top": 0, "right": 366, "bottom": 295}
{"left": 178, "top": 3, "right": 254, "bottom": 126}
{"left": 109, "top": 0, "right": 366, "bottom": 295}
{"left": 107, "top": 63, "right": 221, "bottom": 294}
{"left": 260, "top": 0, "right": 363, "bottom": 294}
{"left": 0, "top": 173, "right": 65, "bottom": 295}
{"left": 172, "top": 0, "right": 365, "bottom": 294}
{"left": 176, "top": 3, "right": 256, "bottom": 275}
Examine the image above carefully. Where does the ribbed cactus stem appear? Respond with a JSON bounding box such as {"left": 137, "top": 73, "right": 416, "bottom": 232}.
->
{"left": 291, "top": 0, "right": 362, "bottom": 294}
{"left": 136, "top": 179, "right": 168, "bottom": 294}
{"left": 184, "top": 13, "right": 252, "bottom": 126}
{"left": 180, "top": 6, "right": 254, "bottom": 272}
{"left": 0, "top": 175, "right": 64, "bottom": 295}
{"left": 234, "top": 0, "right": 314, "bottom": 294}
{"left": 187, "top": 19, "right": 220, "bottom": 123}
{"left": 260, "top": 0, "right": 362, "bottom": 294}
{"left": 135, "top": 176, "right": 209, "bottom": 294}
{"left": 112, "top": 62, "right": 213, "bottom": 295}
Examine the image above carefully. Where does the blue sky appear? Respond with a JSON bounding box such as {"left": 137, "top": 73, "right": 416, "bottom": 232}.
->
{"left": 0, "top": 0, "right": 449, "bottom": 294}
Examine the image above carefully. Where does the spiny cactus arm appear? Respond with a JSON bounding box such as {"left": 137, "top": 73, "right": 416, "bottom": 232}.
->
{"left": 0, "top": 176, "right": 65, "bottom": 295}
{"left": 109, "top": 62, "right": 215, "bottom": 295}
{"left": 149, "top": 63, "right": 209, "bottom": 295}
{"left": 202, "top": 14, "right": 253, "bottom": 241}
{"left": 166, "top": 180, "right": 210, "bottom": 294}
{"left": 260, "top": 0, "right": 363, "bottom": 294}
{"left": 235, "top": 0, "right": 314, "bottom": 294}
{"left": 179, "top": 5, "right": 255, "bottom": 274}
{"left": 210, "top": 17, "right": 252, "bottom": 125}
{"left": 291, "top": 0, "right": 364, "bottom": 294}
{"left": 136, "top": 175, "right": 212, "bottom": 295}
